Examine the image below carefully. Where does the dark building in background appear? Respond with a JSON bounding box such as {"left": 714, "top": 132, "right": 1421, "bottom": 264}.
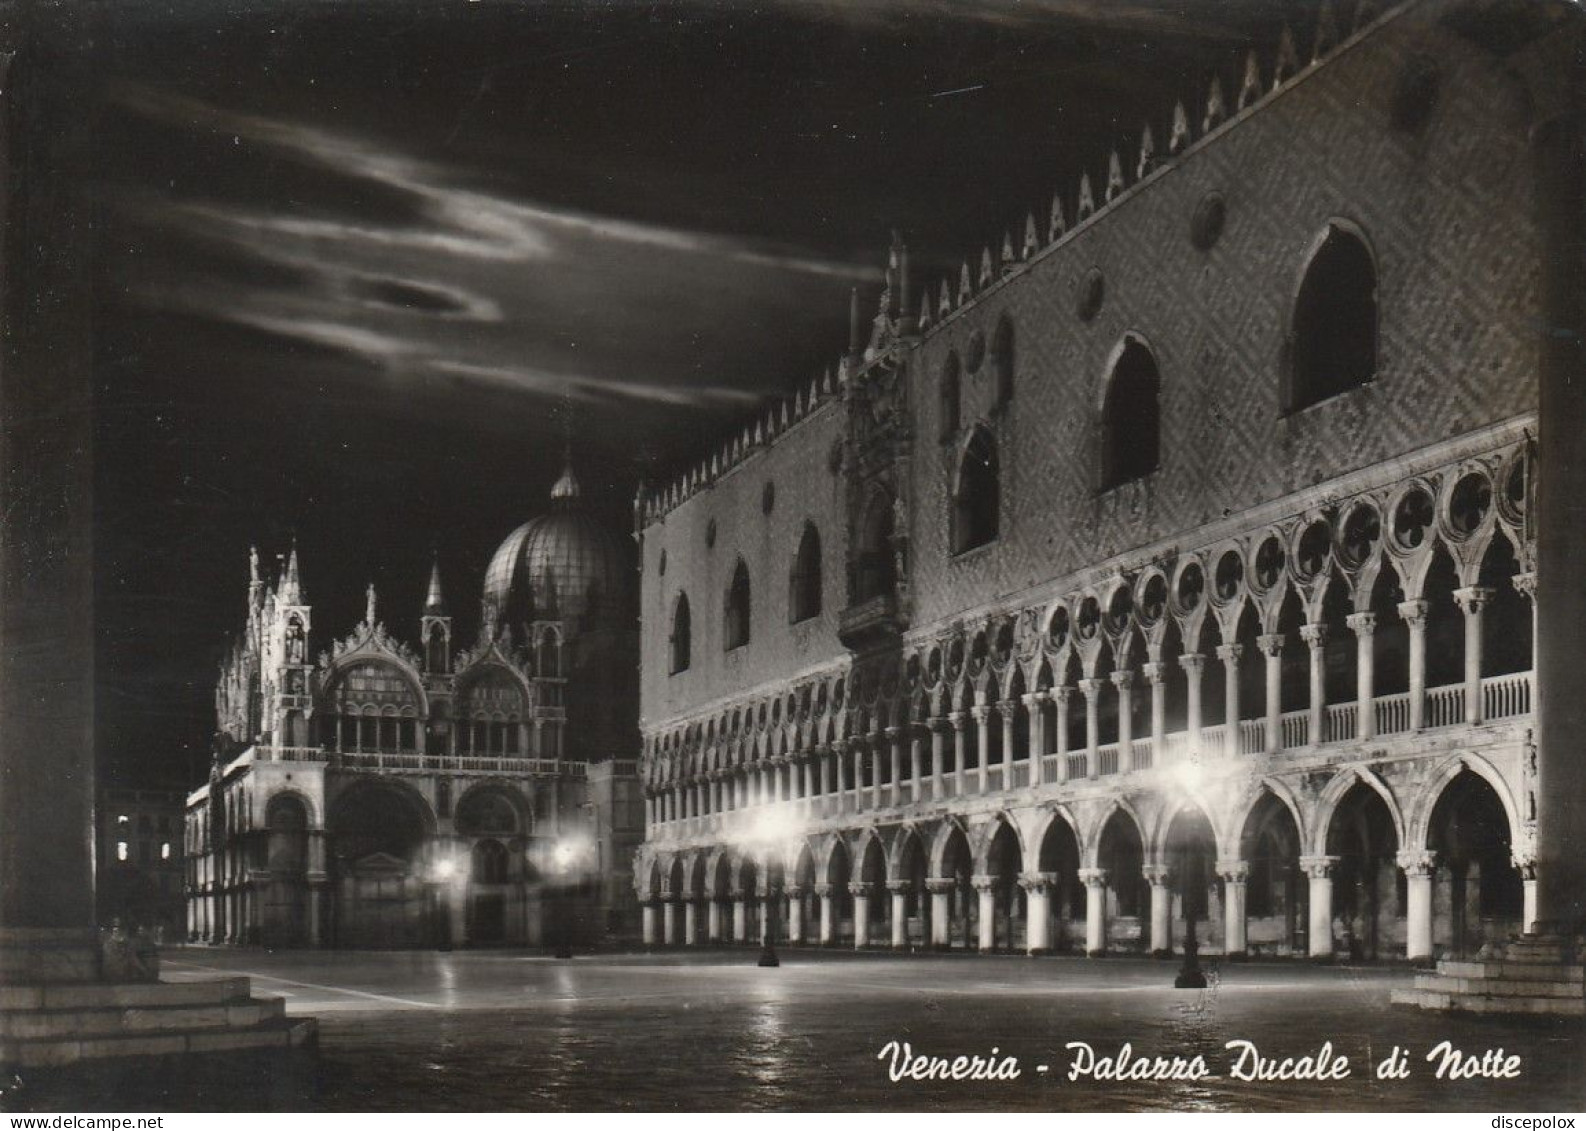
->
{"left": 186, "top": 460, "right": 644, "bottom": 948}
{"left": 97, "top": 785, "right": 186, "bottom": 941}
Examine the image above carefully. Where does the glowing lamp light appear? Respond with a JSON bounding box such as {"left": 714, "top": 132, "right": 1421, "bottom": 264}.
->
{"left": 432, "top": 857, "right": 457, "bottom": 882}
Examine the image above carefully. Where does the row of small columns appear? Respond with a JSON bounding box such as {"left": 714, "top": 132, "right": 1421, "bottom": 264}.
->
{"left": 640, "top": 847, "right": 1537, "bottom": 960}
{"left": 649, "top": 582, "right": 1515, "bottom": 824}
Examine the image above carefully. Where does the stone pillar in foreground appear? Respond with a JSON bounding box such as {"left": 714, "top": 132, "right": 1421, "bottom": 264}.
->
{"left": 1020, "top": 874, "right": 1051, "bottom": 955}
{"left": 926, "top": 879, "right": 952, "bottom": 948}
{"left": 972, "top": 876, "right": 997, "bottom": 952}
{"left": 1145, "top": 865, "right": 1172, "bottom": 956}
{"left": 1398, "top": 850, "right": 1435, "bottom": 962}
{"left": 1079, "top": 868, "right": 1107, "bottom": 956}
{"left": 1218, "top": 860, "right": 1248, "bottom": 958}
{"left": 888, "top": 883, "right": 909, "bottom": 948}
{"left": 1301, "top": 855, "right": 1337, "bottom": 959}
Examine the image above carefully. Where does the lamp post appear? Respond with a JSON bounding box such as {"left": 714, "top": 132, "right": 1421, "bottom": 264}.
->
{"left": 741, "top": 804, "right": 796, "bottom": 969}
{"left": 431, "top": 852, "right": 461, "bottom": 952}
{"left": 552, "top": 835, "right": 590, "bottom": 959}
{"left": 1171, "top": 756, "right": 1208, "bottom": 989}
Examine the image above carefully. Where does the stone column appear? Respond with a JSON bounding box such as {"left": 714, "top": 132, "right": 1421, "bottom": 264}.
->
{"left": 817, "top": 747, "right": 830, "bottom": 805}
{"left": 1398, "top": 600, "right": 1428, "bottom": 731}
{"left": 1022, "top": 693, "right": 1046, "bottom": 785}
{"left": 1021, "top": 873, "right": 1052, "bottom": 955}
{"left": 1216, "top": 644, "right": 1243, "bottom": 755}
{"left": 888, "top": 883, "right": 910, "bottom": 948}
{"left": 887, "top": 727, "right": 903, "bottom": 807}
{"left": 1454, "top": 586, "right": 1494, "bottom": 726}
{"left": 949, "top": 712, "right": 968, "bottom": 788}
{"left": 642, "top": 901, "right": 659, "bottom": 945}
{"left": 1300, "top": 855, "right": 1338, "bottom": 959}
{"left": 1113, "top": 671, "right": 1135, "bottom": 769}
{"left": 815, "top": 882, "right": 836, "bottom": 945}
{"left": 1516, "top": 857, "right": 1539, "bottom": 935}
{"left": 802, "top": 759, "right": 814, "bottom": 815}
{"left": 927, "top": 879, "right": 953, "bottom": 948}
{"left": 786, "top": 886, "right": 805, "bottom": 943}
{"left": 707, "top": 898, "right": 723, "bottom": 942}
{"left": 930, "top": 719, "right": 947, "bottom": 798}
{"left": 1078, "top": 679, "right": 1101, "bottom": 779}
{"left": 852, "top": 741, "right": 865, "bottom": 810}
{"left": 972, "top": 875, "right": 998, "bottom": 951}
{"left": 1398, "top": 849, "right": 1436, "bottom": 962}
{"left": 971, "top": 706, "right": 992, "bottom": 792}
{"left": 1180, "top": 653, "right": 1205, "bottom": 749}
{"left": 1347, "top": 612, "right": 1377, "bottom": 740}
{"left": 999, "top": 701, "right": 1017, "bottom": 785}
{"left": 732, "top": 893, "right": 748, "bottom": 942}
{"left": 1301, "top": 624, "right": 1328, "bottom": 744}
{"left": 1219, "top": 860, "right": 1249, "bottom": 958}
{"left": 1143, "top": 662, "right": 1166, "bottom": 767}
{"left": 683, "top": 900, "right": 699, "bottom": 945}
{"left": 1144, "top": 864, "right": 1173, "bottom": 956}
{"left": 910, "top": 727, "right": 927, "bottom": 801}
{"left": 1079, "top": 868, "right": 1108, "bottom": 956}
{"left": 663, "top": 898, "right": 679, "bottom": 946}
{"left": 1054, "top": 687, "right": 1072, "bottom": 782}
{"left": 1258, "top": 633, "right": 1284, "bottom": 753}
{"left": 853, "top": 891, "right": 871, "bottom": 949}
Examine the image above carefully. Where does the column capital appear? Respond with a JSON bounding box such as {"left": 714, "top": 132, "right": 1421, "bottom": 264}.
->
{"left": 1140, "top": 661, "right": 1165, "bottom": 684}
{"left": 1216, "top": 859, "right": 1250, "bottom": 884}
{"left": 1141, "top": 863, "right": 1172, "bottom": 886}
{"left": 924, "top": 878, "right": 956, "bottom": 895}
{"left": 1299, "top": 854, "right": 1338, "bottom": 879}
{"left": 1111, "top": 669, "right": 1135, "bottom": 691}
{"left": 1513, "top": 571, "right": 1537, "bottom": 602}
{"left": 1017, "top": 871, "right": 1056, "bottom": 894}
{"left": 883, "top": 726, "right": 902, "bottom": 741}
{"left": 1077, "top": 867, "right": 1108, "bottom": 888}
{"left": 1454, "top": 585, "right": 1497, "bottom": 614}
{"left": 928, "top": 716, "right": 952, "bottom": 735}
{"left": 1511, "top": 853, "right": 1538, "bottom": 880}
{"left": 969, "top": 873, "right": 999, "bottom": 893}
{"left": 1214, "top": 643, "right": 1244, "bottom": 664}
{"left": 1178, "top": 651, "right": 1206, "bottom": 674}
{"left": 811, "top": 882, "right": 835, "bottom": 898}
{"left": 1299, "top": 623, "right": 1329, "bottom": 648}
{"left": 1076, "top": 677, "right": 1102, "bottom": 697}
{"left": 830, "top": 738, "right": 850, "bottom": 755}
{"left": 948, "top": 711, "right": 968, "bottom": 731}
{"left": 969, "top": 705, "right": 992, "bottom": 724}
{"left": 1256, "top": 632, "right": 1285, "bottom": 656}
{"left": 1396, "top": 849, "right": 1436, "bottom": 877}
{"left": 1019, "top": 692, "right": 1043, "bottom": 709}
{"left": 784, "top": 883, "right": 808, "bottom": 898}
{"left": 886, "top": 880, "right": 914, "bottom": 895}
{"left": 1396, "top": 598, "right": 1429, "bottom": 626}
{"left": 1345, "top": 611, "right": 1377, "bottom": 636}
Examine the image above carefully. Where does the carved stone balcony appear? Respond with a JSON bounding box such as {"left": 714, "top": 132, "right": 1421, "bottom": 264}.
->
{"left": 838, "top": 592, "right": 907, "bottom": 651}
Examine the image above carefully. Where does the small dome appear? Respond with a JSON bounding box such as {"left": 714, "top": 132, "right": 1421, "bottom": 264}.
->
{"left": 482, "top": 460, "right": 628, "bottom": 632}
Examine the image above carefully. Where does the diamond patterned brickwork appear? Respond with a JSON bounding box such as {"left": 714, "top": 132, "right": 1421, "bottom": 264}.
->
{"left": 910, "top": 8, "right": 1539, "bottom": 631}
{"left": 639, "top": 2, "right": 1545, "bottom": 729}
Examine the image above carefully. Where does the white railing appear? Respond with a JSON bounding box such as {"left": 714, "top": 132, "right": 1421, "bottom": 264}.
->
{"left": 1043, "top": 753, "right": 1062, "bottom": 781}
{"left": 1097, "top": 743, "right": 1120, "bottom": 776}
{"left": 1200, "top": 724, "right": 1227, "bottom": 759}
{"left": 1426, "top": 684, "right": 1465, "bottom": 729}
{"left": 1066, "top": 753, "right": 1088, "bottom": 780}
{"left": 1238, "top": 719, "right": 1266, "bottom": 755}
{"left": 1129, "top": 737, "right": 1153, "bottom": 772}
{"left": 1324, "top": 702, "right": 1357, "bottom": 744}
{"left": 1280, "top": 710, "right": 1309, "bottom": 750}
{"left": 1483, "top": 671, "right": 1531, "bottom": 720}
{"left": 1374, "top": 691, "right": 1411, "bottom": 735}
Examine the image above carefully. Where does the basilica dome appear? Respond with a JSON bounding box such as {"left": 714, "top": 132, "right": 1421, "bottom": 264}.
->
{"left": 481, "top": 461, "right": 629, "bottom": 633}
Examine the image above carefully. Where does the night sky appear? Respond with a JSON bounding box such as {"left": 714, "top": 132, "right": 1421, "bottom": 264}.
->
{"left": 86, "top": 0, "right": 1324, "bottom": 787}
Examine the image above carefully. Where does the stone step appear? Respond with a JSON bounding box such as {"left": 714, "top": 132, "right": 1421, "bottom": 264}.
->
{"left": 0, "top": 997, "right": 283, "bottom": 1040}
{"left": 1391, "top": 988, "right": 1585, "bottom": 1017}
{"left": 1414, "top": 974, "right": 1583, "bottom": 998}
{"left": 0, "top": 1016, "right": 316, "bottom": 1071}
{"left": 0, "top": 978, "right": 253, "bottom": 1012}
{"left": 1437, "top": 960, "right": 1584, "bottom": 982}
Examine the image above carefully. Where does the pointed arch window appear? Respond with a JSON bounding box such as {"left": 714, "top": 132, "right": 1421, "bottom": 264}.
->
{"left": 951, "top": 427, "right": 1000, "bottom": 555}
{"left": 992, "top": 316, "right": 1015, "bottom": 408}
{"left": 939, "top": 351, "right": 961, "bottom": 442}
{"left": 1100, "top": 337, "right": 1161, "bottom": 490}
{"left": 670, "top": 593, "right": 692, "bottom": 674}
{"left": 855, "top": 493, "right": 897, "bottom": 603}
{"left": 1288, "top": 224, "right": 1377, "bottom": 411}
{"left": 789, "top": 524, "right": 822, "bottom": 623}
{"left": 724, "top": 560, "right": 751, "bottom": 651}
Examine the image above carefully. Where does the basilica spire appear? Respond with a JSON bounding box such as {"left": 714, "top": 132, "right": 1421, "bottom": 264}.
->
{"left": 278, "top": 540, "right": 303, "bottom": 605}
{"left": 423, "top": 554, "right": 447, "bottom": 616}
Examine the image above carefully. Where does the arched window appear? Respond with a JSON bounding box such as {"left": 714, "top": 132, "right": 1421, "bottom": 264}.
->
{"left": 939, "top": 351, "right": 961, "bottom": 441}
{"left": 789, "top": 524, "right": 822, "bottom": 623}
{"left": 472, "top": 839, "right": 510, "bottom": 884}
{"left": 952, "top": 427, "right": 1000, "bottom": 554}
{"left": 670, "top": 593, "right": 692, "bottom": 674}
{"left": 992, "top": 316, "right": 1015, "bottom": 407}
{"left": 425, "top": 623, "right": 447, "bottom": 674}
{"left": 855, "top": 493, "right": 896, "bottom": 603}
{"left": 1288, "top": 225, "right": 1377, "bottom": 411}
{"left": 1100, "top": 337, "right": 1161, "bottom": 490}
{"left": 724, "top": 560, "right": 751, "bottom": 651}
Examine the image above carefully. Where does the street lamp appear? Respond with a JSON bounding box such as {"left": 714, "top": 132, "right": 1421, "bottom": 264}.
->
{"left": 1171, "top": 756, "right": 1208, "bottom": 990}
{"left": 740, "top": 804, "right": 797, "bottom": 968}
{"left": 431, "top": 852, "right": 463, "bottom": 952}
{"left": 551, "top": 835, "right": 591, "bottom": 958}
